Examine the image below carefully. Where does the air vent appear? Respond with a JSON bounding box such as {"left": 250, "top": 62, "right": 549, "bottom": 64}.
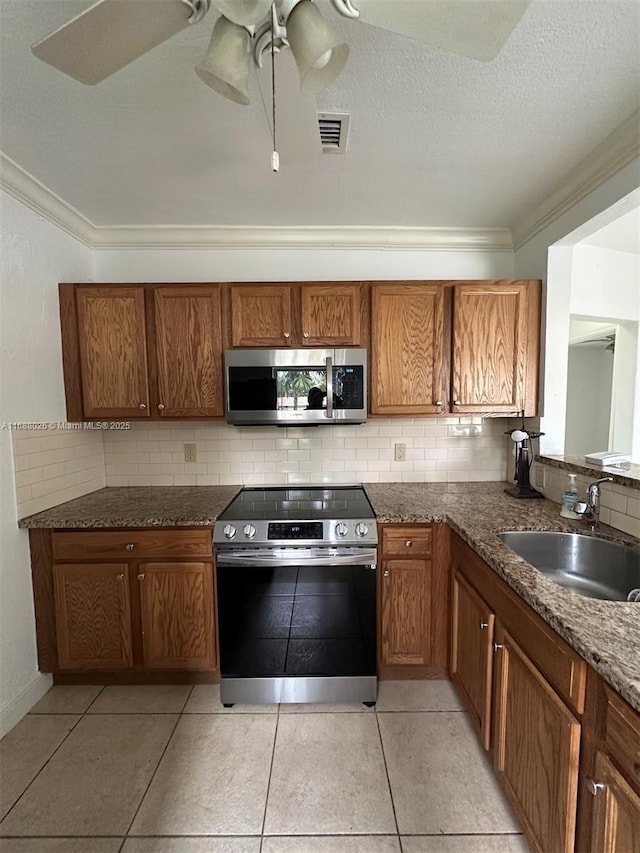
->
{"left": 318, "top": 112, "right": 350, "bottom": 154}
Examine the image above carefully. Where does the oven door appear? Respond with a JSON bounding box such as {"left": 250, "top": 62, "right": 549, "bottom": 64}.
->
{"left": 215, "top": 547, "right": 377, "bottom": 705}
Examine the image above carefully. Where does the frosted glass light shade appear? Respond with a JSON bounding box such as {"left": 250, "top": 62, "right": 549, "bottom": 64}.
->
{"left": 286, "top": 0, "right": 349, "bottom": 95}
{"left": 213, "top": 0, "right": 272, "bottom": 26}
{"left": 196, "top": 15, "right": 251, "bottom": 105}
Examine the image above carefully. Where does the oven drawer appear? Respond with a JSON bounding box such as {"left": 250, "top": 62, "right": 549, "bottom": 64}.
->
{"left": 52, "top": 529, "right": 212, "bottom": 561}
{"left": 381, "top": 526, "right": 432, "bottom": 559}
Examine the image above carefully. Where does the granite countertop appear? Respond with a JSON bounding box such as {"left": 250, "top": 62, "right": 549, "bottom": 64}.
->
{"left": 18, "top": 481, "right": 640, "bottom": 713}
{"left": 364, "top": 481, "right": 640, "bottom": 713}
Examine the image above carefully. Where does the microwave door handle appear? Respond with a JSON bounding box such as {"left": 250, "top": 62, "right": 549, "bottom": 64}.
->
{"left": 326, "top": 356, "right": 333, "bottom": 419}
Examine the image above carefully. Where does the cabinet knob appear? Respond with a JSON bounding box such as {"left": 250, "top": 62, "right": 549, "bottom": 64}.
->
{"left": 303, "top": 331, "right": 309, "bottom": 338}
{"left": 383, "top": 569, "right": 390, "bottom": 577}
{"left": 586, "top": 778, "right": 606, "bottom": 796}
{"left": 453, "top": 400, "right": 461, "bottom": 407}
{"left": 116, "top": 573, "right": 124, "bottom": 581}
{"left": 493, "top": 642, "right": 504, "bottom": 652}
{"left": 283, "top": 331, "right": 290, "bottom": 339}
{"left": 405, "top": 540, "right": 412, "bottom": 548}
{"left": 126, "top": 543, "right": 135, "bottom": 551}
{"left": 137, "top": 573, "right": 145, "bottom": 581}
{"left": 479, "top": 621, "right": 489, "bottom": 630}
{"left": 158, "top": 403, "right": 165, "bottom": 410}
{"left": 139, "top": 403, "right": 147, "bottom": 410}
{"left": 435, "top": 400, "right": 443, "bottom": 407}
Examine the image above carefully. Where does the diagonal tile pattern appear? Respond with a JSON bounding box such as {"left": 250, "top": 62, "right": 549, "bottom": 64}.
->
{"left": 0, "top": 680, "right": 528, "bottom": 850}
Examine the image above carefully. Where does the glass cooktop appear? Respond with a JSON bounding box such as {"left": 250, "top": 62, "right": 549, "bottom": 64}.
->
{"left": 219, "top": 487, "right": 375, "bottom": 521}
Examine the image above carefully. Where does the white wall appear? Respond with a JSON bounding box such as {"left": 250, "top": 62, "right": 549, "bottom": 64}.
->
{"left": 565, "top": 345, "right": 613, "bottom": 455}
{"left": 0, "top": 191, "right": 93, "bottom": 735}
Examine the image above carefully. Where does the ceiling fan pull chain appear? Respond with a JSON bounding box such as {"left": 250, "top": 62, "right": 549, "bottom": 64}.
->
{"left": 270, "top": 3, "right": 280, "bottom": 172}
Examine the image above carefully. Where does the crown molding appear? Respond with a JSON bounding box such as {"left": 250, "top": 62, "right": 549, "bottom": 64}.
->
{"left": 0, "top": 153, "right": 95, "bottom": 247}
{"left": 1, "top": 150, "right": 512, "bottom": 252}
{"left": 512, "top": 111, "right": 640, "bottom": 251}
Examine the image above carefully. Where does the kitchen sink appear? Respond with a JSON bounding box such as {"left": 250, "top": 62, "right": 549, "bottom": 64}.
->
{"left": 497, "top": 531, "right": 640, "bottom": 602}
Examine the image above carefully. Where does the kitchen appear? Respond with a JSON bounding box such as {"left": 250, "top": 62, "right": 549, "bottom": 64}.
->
{"left": 1, "top": 0, "right": 640, "bottom": 851}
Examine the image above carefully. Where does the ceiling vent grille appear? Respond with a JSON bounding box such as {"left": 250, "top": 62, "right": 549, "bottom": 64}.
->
{"left": 318, "top": 113, "right": 350, "bottom": 154}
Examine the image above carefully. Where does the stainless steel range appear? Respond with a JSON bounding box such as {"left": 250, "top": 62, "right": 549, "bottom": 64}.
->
{"left": 213, "top": 486, "right": 378, "bottom": 706}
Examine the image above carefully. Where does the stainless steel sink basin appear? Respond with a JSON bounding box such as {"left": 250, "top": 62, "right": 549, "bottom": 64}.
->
{"left": 497, "top": 531, "right": 640, "bottom": 602}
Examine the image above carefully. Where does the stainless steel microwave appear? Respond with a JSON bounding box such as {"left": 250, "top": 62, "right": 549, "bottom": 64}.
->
{"left": 224, "top": 348, "right": 367, "bottom": 426}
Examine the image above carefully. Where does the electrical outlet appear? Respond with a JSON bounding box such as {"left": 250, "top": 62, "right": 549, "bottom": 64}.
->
{"left": 184, "top": 443, "right": 197, "bottom": 463}
{"left": 394, "top": 443, "right": 406, "bottom": 462}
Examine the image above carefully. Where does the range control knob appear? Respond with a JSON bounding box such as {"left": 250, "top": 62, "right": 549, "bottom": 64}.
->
{"left": 223, "top": 524, "right": 236, "bottom": 540}
{"left": 355, "top": 522, "right": 369, "bottom": 538}
{"left": 243, "top": 523, "right": 257, "bottom": 540}
{"left": 335, "top": 522, "right": 349, "bottom": 538}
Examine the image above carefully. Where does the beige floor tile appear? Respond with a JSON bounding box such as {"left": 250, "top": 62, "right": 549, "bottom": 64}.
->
{"left": 375, "top": 680, "right": 464, "bottom": 712}
{"left": 183, "top": 684, "right": 277, "bottom": 714}
{"left": 0, "top": 839, "right": 121, "bottom": 853}
{"left": 130, "top": 714, "right": 276, "bottom": 835}
{"left": 122, "top": 839, "right": 261, "bottom": 853}
{"left": 401, "top": 836, "right": 529, "bottom": 853}
{"left": 0, "top": 715, "right": 79, "bottom": 820}
{"left": 379, "top": 712, "right": 520, "bottom": 834}
{"left": 29, "top": 685, "right": 103, "bottom": 714}
{"left": 280, "top": 702, "right": 375, "bottom": 713}
{"left": 262, "top": 837, "right": 401, "bottom": 853}
{"left": 0, "top": 714, "right": 177, "bottom": 836}
{"left": 87, "top": 685, "right": 192, "bottom": 714}
{"left": 264, "top": 713, "right": 396, "bottom": 835}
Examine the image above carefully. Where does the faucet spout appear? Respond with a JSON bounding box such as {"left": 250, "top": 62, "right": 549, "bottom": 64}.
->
{"left": 574, "top": 477, "right": 614, "bottom": 529}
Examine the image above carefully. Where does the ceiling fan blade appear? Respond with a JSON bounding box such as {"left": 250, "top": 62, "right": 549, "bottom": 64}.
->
{"left": 256, "top": 49, "right": 322, "bottom": 166}
{"left": 31, "top": 0, "right": 196, "bottom": 85}
{"left": 352, "top": 0, "right": 531, "bottom": 61}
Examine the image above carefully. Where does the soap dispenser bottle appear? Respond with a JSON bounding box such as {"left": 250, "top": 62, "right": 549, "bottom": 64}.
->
{"left": 560, "top": 473, "right": 579, "bottom": 519}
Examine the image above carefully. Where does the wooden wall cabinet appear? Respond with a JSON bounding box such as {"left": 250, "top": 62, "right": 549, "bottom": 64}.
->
{"left": 32, "top": 528, "right": 217, "bottom": 680}
{"left": 378, "top": 524, "right": 449, "bottom": 677}
{"left": 229, "top": 282, "right": 365, "bottom": 348}
{"left": 451, "top": 534, "right": 586, "bottom": 853}
{"left": 61, "top": 283, "right": 224, "bottom": 420}
{"left": 370, "top": 279, "right": 541, "bottom": 416}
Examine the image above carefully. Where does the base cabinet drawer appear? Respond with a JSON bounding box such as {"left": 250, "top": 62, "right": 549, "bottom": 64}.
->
{"left": 52, "top": 529, "right": 212, "bottom": 561}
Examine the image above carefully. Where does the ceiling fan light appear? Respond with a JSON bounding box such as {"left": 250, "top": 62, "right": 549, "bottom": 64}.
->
{"left": 213, "top": 0, "right": 272, "bottom": 27}
{"left": 196, "top": 15, "right": 251, "bottom": 105}
{"left": 286, "top": 0, "right": 349, "bottom": 95}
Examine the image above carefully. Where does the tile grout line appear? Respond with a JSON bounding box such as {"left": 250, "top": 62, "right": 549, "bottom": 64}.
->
{"left": 374, "top": 706, "right": 403, "bottom": 851}
{"left": 258, "top": 700, "right": 282, "bottom": 852}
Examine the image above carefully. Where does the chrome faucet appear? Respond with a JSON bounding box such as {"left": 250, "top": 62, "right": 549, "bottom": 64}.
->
{"left": 574, "top": 477, "right": 614, "bottom": 530}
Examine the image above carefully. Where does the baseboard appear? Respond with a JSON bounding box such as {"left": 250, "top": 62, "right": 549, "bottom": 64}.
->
{"left": 0, "top": 672, "right": 53, "bottom": 737}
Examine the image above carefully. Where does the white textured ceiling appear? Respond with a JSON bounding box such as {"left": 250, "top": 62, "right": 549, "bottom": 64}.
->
{"left": 0, "top": 0, "right": 639, "bottom": 229}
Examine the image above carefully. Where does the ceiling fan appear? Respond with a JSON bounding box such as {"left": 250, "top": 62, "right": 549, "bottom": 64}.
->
{"left": 31, "top": 0, "right": 531, "bottom": 166}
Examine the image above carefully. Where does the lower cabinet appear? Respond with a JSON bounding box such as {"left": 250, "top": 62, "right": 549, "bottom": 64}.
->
{"left": 378, "top": 524, "right": 449, "bottom": 676}
{"left": 38, "top": 529, "right": 217, "bottom": 678}
{"left": 590, "top": 752, "right": 640, "bottom": 852}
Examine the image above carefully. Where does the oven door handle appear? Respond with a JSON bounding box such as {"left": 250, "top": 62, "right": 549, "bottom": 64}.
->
{"left": 215, "top": 549, "right": 377, "bottom": 568}
{"left": 325, "top": 355, "right": 333, "bottom": 419}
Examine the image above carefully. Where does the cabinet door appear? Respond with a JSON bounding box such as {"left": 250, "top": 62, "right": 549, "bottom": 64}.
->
{"left": 450, "top": 571, "right": 495, "bottom": 749}
{"left": 154, "top": 286, "right": 223, "bottom": 417}
{"left": 590, "top": 752, "right": 640, "bottom": 853}
{"left": 138, "top": 562, "right": 215, "bottom": 670}
{"left": 380, "top": 559, "right": 431, "bottom": 665}
{"left": 452, "top": 282, "right": 536, "bottom": 415}
{"left": 301, "top": 283, "right": 362, "bottom": 346}
{"left": 230, "top": 285, "right": 293, "bottom": 347}
{"left": 76, "top": 286, "right": 150, "bottom": 418}
{"left": 371, "top": 284, "right": 448, "bottom": 414}
{"left": 493, "top": 626, "right": 581, "bottom": 853}
{"left": 53, "top": 563, "right": 133, "bottom": 670}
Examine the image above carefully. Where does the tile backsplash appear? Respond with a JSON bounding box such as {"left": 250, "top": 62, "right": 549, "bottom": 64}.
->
{"left": 101, "top": 417, "right": 510, "bottom": 487}
{"left": 12, "top": 427, "right": 106, "bottom": 518}
{"left": 532, "top": 461, "right": 640, "bottom": 538}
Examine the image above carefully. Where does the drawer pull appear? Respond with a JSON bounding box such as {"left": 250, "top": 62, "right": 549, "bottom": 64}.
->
{"left": 405, "top": 540, "right": 412, "bottom": 548}
{"left": 126, "top": 543, "right": 135, "bottom": 551}
{"left": 586, "top": 778, "right": 606, "bottom": 796}
{"left": 115, "top": 573, "right": 124, "bottom": 581}
{"left": 479, "top": 621, "right": 489, "bottom": 630}
{"left": 137, "top": 573, "right": 145, "bottom": 581}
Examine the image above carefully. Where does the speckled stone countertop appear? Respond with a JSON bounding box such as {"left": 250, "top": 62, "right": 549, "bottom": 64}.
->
{"left": 364, "top": 482, "right": 640, "bottom": 713}
{"left": 538, "top": 454, "right": 640, "bottom": 490}
{"left": 18, "top": 482, "right": 639, "bottom": 713}
{"left": 17, "top": 486, "right": 241, "bottom": 529}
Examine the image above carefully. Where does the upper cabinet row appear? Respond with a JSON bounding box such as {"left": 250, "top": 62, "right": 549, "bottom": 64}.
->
{"left": 59, "top": 279, "right": 541, "bottom": 421}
